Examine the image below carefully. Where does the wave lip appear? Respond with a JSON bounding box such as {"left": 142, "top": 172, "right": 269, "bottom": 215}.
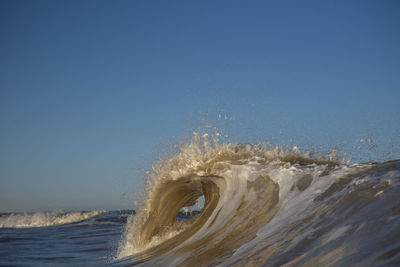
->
{"left": 0, "top": 210, "right": 107, "bottom": 228}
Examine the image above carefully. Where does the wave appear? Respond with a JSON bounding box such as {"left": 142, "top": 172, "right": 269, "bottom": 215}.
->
{"left": 116, "top": 134, "right": 400, "bottom": 266}
{"left": 0, "top": 210, "right": 107, "bottom": 228}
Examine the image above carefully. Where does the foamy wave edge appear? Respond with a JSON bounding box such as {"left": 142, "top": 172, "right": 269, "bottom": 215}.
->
{"left": 0, "top": 210, "right": 107, "bottom": 228}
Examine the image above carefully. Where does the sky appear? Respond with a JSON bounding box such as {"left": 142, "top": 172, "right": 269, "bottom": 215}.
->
{"left": 1, "top": 0, "right": 399, "bottom": 212}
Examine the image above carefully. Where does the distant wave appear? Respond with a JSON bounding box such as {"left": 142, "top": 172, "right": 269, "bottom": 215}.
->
{"left": 0, "top": 210, "right": 106, "bottom": 228}
{"left": 116, "top": 133, "right": 400, "bottom": 266}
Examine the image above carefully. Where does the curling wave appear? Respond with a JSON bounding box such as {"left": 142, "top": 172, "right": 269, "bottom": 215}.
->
{"left": 117, "top": 135, "right": 400, "bottom": 266}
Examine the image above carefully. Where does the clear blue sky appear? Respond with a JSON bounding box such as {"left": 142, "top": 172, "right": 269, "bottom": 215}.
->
{"left": 1, "top": 0, "right": 399, "bottom": 211}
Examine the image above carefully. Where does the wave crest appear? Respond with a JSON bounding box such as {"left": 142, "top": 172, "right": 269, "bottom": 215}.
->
{"left": 117, "top": 134, "right": 400, "bottom": 266}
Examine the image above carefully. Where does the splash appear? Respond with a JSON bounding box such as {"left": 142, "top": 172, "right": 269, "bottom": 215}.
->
{"left": 117, "top": 135, "right": 333, "bottom": 256}
{"left": 116, "top": 133, "right": 400, "bottom": 266}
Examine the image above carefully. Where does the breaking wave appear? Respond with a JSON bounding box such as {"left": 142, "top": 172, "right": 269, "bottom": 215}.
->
{"left": 0, "top": 210, "right": 106, "bottom": 228}
{"left": 116, "top": 134, "right": 400, "bottom": 266}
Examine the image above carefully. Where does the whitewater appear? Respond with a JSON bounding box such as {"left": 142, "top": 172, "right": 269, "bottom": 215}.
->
{"left": 1, "top": 135, "right": 399, "bottom": 266}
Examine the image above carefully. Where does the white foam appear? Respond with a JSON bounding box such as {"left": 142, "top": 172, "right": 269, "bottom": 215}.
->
{"left": 0, "top": 210, "right": 106, "bottom": 228}
{"left": 232, "top": 164, "right": 359, "bottom": 258}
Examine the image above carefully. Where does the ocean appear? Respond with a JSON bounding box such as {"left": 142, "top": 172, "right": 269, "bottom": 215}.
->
{"left": 1, "top": 139, "right": 400, "bottom": 266}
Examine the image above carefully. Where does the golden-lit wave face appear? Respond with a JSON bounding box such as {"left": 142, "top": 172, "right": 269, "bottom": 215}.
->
{"left": 121, "top": 172, "right": 279, "bottom": 266}
{"left": 117, "top": 135, "right": 400, "bottom": 266}
{"left": 117, "top": 135, "right": 334, "bottom": 260}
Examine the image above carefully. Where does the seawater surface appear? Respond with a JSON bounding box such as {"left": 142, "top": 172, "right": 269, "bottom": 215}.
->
{"left": 2, "top": 138, "right": 400, "bottom": 266}
{"left": 0, "top": 210, "right": 133, "bottom": 266}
